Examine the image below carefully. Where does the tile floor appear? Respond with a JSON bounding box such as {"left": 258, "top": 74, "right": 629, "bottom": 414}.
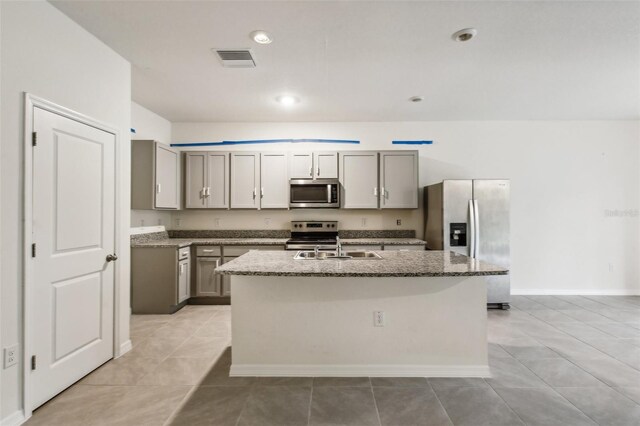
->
{"left": 26, "top": 296, "right": 640, "bottom": 426}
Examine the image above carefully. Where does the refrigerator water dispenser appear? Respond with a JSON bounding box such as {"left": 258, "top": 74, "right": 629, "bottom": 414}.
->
{"left": 449, "top": 223, "right": 467, "bottom": 247}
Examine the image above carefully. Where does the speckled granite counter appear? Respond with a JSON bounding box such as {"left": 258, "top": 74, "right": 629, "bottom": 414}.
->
{"left": 130, "top": 230, "right": 426, "bottom": 248}
{"left": 215, "top": 250, "right": 507, "bottom": 277}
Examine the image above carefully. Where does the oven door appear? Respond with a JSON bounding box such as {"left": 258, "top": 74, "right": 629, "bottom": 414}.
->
{"left": 289, "top": 179, "right": 340, "bottom": 208}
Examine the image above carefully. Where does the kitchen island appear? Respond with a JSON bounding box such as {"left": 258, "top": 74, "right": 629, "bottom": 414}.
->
{"left": 216, "top": 250, "right": 508, "bottom": 378}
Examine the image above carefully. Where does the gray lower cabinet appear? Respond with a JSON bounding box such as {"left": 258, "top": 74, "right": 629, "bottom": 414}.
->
{"left": 131, "top": 246, "right": 190, "bottom": 314}
{"left": 196, "top": 257, "right": 222, "bottom": 296}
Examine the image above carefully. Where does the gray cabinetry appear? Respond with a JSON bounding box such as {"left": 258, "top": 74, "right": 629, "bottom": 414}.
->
{"left": 339, "top": 152, "right": 379, "bottom": 209}
{"left": 131, "top": 140, "right": 180, "bottom": 210}
{"left": 379, "top": 151, "right": 418, "bottom": 209}
{"left": 131, "top": 246, "right": 190, "bottom": 314}
{"left": 260, "top": 152, "right": 289, "bottom": 208}
{"left": 195, "top": 246, "right": 222, "bottom": 297}
{"left": 230, "top": 152, "right": 260, "bottom": 209}
{"left": 290, "top": 152, "right": 337, "bottom": 179}
{"left": 185, "top": 152, "right": 229, "bottom": 209}
{"left": 290, "top": 152, "right": 313, "bottom": 179}
{"left": 221, "top": 245, "right": 285, "bottom": 297}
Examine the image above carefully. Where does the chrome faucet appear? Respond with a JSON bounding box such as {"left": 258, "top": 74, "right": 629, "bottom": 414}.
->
{"left": 314, "top": 245, "right": 320, "bottom": 257}
{"left": 335, "top": 237, "right": 343, "bottom": 257}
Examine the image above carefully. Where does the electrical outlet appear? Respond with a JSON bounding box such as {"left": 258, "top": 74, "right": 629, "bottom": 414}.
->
{"left": 4, "top": 345, "right": 18, "bottom": 368}
{"left": 396, "top": 219, "right": 402, "bottom": 226}
{"left": 264, "top": 218, "right": 271, "bottom": 226}
{"left": 175, "top": 218, "right": 182, "bottom": 227}
{"left": 214, "top": 218, "right": 221, "bottom": 227}
{"left": 361, "top": 218, "right": 367, "bottom": 227}
{"left": 140, "top": 219, "right": 145, "bottom": 227}
{"left": 157, "top": 218, "right": 162, "bottom": 225}
{"left": 374, "top": 311, "right": 385, "bottom": 327}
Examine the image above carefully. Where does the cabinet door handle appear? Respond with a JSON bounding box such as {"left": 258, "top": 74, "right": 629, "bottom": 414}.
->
{"left": 382, "top": 187, "right": 387, "bottom": 199}
{"left": 309, "top": 166, "right": 313, "bottom": 177}
{"left": 156, "top": 184, "right": 161, "bottom": 194}
{"left": 373, "top": 187, "right": 378, "bottom": 196}
{"left": 253, "top": 188, "right": 256, "bottom": 199}
{"left": 206, "top": 187, "right": 211, "bottom": 197}
{"left": 202, "top": 187, "right": 206, "bottom": 198}
{"left": 316, "top": 167, "right": 320, "bottom": 177}
{"left": 261, "top": 187, "right": 264, "bottom": 198}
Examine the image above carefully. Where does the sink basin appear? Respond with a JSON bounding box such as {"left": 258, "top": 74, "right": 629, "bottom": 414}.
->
{"left": 294, "top": 251, "right": 338, "bottom": 260}
{"left": 343, "top": 251, "right": 383, "bottom": 259}
{"left": 293, "top": 250, "right": 382, "bottom": 260}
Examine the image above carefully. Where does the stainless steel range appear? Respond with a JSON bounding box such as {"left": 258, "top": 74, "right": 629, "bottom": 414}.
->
{"left": 285, "top": 220, "right": 338, "bottom": 250}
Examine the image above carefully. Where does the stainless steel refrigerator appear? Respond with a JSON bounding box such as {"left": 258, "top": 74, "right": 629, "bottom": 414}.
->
{"left": 424, "top": 180, "right": 510, "bottom": 309}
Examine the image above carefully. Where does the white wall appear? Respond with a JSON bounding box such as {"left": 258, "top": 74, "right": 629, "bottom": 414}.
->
{"left": 172, "top": 121, "right": 640, "bottom": 295}
{"left": 130, "top": 102, "right": 172, "bottom": 229}
{"left": 1, "top": 1, "right": 131, "bottom": 421}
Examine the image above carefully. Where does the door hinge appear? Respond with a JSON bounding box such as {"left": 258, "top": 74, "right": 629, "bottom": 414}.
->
{"left": 32, "top": 132, "right": 37, "bottom": 147}
{"left": 31, "top": 243, "right": 36, "bottom": 258}
{"left": 31, "top": 355, "right": 36, "bottom": 371}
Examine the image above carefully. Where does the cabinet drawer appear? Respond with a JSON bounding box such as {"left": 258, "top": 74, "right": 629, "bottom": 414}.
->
{"left": 178, "top": 247, "right": 190, "bottom": 260}
{"left": 223, "top": 245, "right": 284, "bottom": 256}
{"left": 196, "top": 246, "right": 222, "bottom": 256}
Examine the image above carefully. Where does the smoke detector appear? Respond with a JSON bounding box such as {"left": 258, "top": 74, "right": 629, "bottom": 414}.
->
{"left": 452, "top": 28, "right": 477, "bottom": 42}
{"left": 213, "top": 49, "right": 256, "bottom": 68}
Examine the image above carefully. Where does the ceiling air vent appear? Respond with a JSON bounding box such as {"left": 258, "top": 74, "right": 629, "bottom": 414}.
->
{"left": 214, "top": 49, "right": 256, "bottom": 68}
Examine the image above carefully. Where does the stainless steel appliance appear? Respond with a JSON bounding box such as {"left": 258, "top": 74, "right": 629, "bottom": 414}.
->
{"left": 424, "top": 180, "right": 510, "bottom": 309}
{"left": 285, "top": 220, "right": 338, "bottom": 250}
{"left": 289, "top": 179, "right": 340, "bottom": 208}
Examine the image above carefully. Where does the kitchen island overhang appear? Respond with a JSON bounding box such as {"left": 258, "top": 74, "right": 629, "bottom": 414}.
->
{"left": 216, "top": 250, "right": 508, "bottom": 378}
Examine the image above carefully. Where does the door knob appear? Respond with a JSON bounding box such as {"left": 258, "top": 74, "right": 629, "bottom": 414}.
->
{"left": 106, "top": 254, "right": 118, "bottom": 262}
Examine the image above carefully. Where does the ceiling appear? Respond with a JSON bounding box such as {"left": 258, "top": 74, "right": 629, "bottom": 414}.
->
{"left": 51, "top": 1, "right": 640, "bottom": 122}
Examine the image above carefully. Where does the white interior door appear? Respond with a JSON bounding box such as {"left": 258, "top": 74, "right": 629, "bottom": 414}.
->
{"left": 31, "top": 106, "right": 115, "bottom": 408}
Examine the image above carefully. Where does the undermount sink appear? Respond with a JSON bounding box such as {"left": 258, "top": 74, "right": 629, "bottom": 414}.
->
{"left": 343, "top": 251, "right": 382, "bottom": 259}
{"left": 293, "top": 250, "right": 382, "bottom": 260}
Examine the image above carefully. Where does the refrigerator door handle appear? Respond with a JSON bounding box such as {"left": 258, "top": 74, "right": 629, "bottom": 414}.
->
{"left": 473, "top": 200, "right": 480, "bottom": 259}
{"left": 469, "top": 200, "right": 476, "bottom": 258}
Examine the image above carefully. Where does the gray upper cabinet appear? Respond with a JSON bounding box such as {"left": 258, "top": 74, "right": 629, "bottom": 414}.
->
{"left": 290, "top": 151, "right": 337, "bottom": 179}
{"left": 339, "top": 152, "right": 379, "bottom": 209}
{"left": 379, "top": 151, "right": 419, "bottom": 209}
{"left": 290, "top": 152, "right": 313, "bottom": 178}
{"left": 314, "top": 152, "right": 338, "bottom": 179}
{"left": 185, "top": 152, "right": 229, "bottom": 209}
{"left": 260, "top": 152, "right": 289, "bottom": 208}
{"left": 131, "top": 140, "right": 179, "bottom": 210}
{"left": 230, "top": 152, "right": 260, "bottom": 209}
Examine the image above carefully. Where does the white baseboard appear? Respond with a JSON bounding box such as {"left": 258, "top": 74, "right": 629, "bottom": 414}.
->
{"left": 117, "top": 339, "right": 132, "bottom": 357}
{"left": 230, "top": 364, "right": 491, "bottom": 378}
{"left": 1, "top": 410, "right": 26, "bottom": 426}
{"left": 512, "top": 289, "right": 640, "bottom": 296}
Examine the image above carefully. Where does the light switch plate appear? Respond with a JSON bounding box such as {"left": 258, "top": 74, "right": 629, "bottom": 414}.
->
{"left": 4, "top": 345, "right": 18, "bottom": 368}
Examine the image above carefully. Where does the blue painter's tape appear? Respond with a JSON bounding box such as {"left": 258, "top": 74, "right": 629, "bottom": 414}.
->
{"left": 171, "top": 138, "right": 360, "bottom": 147}
{"left": 130, "top": 128, "right": 136, "bottom": 134}
{"left": 392, "top": 140, "right": 433, "bottom": 145}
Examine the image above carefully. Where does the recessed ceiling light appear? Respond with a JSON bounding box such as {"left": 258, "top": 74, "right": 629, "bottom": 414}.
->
{"left": 452, "top": 28, "right": 477, "bottom": 42}
{"left": 409, "top": 96, "right": 424, "bottom": 103}
{"left": 250, "top": 30, "right": 273, "bottom": 44}
{"left": 276, "top": 95, "right": 299, "bottom": 106}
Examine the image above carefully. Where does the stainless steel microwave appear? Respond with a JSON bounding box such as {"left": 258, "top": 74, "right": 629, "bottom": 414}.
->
{"left": 289, "top": 179, "right": 340, "bottom": 208}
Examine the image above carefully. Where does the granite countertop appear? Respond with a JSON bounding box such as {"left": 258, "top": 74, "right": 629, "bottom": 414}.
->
{"left": 340, "top": 238, "right": 425, "bottom": 246}
{"left": 131, "top": 238, "right": 289, "bottom": 248}
{"left": 214, "top": 250, "right": 508, "bottom": 278}
{"left": 130, "top": 231, "right": 426, "bottom": 248}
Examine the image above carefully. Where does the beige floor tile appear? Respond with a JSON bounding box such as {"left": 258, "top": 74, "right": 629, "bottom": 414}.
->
{"left": 82, "top": 356, "right": 162, "bottom": 385}
{"left": 95, "top": 385, "right": 191, "bottom": 426}
{"left": 137, "top": 357, "right": 217, "bottom": 386}
{"left": 169, "top": 337, "right": 230, "bottom": 359}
